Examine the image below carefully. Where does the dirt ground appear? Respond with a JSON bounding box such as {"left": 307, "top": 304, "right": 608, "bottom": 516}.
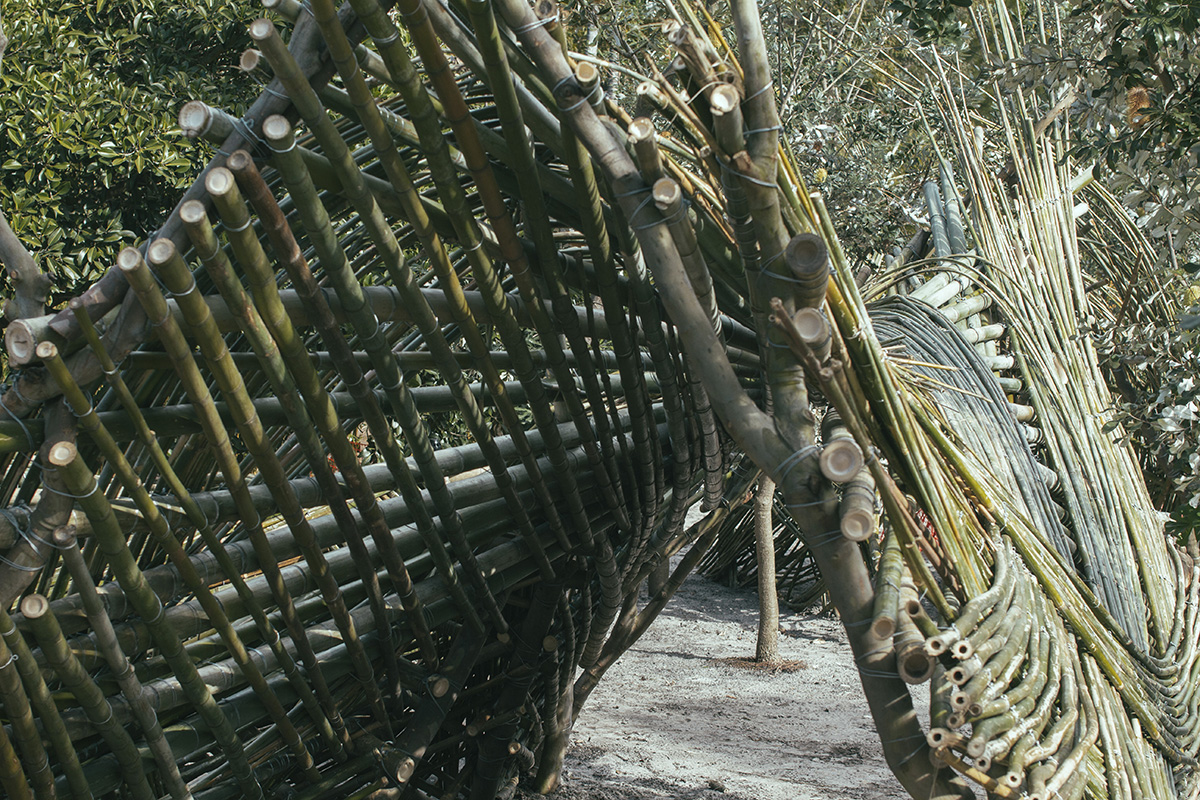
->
{"left": 530, "top": 566, "right": 927, "bottom": 800}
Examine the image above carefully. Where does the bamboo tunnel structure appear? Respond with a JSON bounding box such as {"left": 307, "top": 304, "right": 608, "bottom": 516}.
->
{"left": 0, "top": 0, "right": 1194, "bottom": 798}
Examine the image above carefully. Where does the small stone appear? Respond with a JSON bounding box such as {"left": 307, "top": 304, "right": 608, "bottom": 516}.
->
{"left": 707, "top": 778, "right": 726, "bottom": 793}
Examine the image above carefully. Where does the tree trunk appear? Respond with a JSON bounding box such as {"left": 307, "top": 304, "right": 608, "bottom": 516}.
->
{"left": 754, "top": 475, "right": 780, "bottom": 664}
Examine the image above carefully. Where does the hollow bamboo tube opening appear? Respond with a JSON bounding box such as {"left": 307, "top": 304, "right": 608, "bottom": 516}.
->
{"left": 839, "top": 467, "right": 876, "bottom": 541}
{"left": 793, "top": 307, "right": 831, "bottom": 362}
{"left": 785, "top": 232, "right": 829, "bottom": 309}
{"left": 630, "top": 117, "right": 662, "bottom": 183}
{"left": 819, "top": 412, "right": 863, "bottom": 483}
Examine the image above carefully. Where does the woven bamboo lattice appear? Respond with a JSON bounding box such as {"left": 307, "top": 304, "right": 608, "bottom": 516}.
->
{"left": 0, "top": 1, "right": 1195, "bottom": 799}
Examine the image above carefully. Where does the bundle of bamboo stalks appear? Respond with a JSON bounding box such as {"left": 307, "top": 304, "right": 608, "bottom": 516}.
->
{"left": 0, "top": 0, "right": 1191, "bottom": 798}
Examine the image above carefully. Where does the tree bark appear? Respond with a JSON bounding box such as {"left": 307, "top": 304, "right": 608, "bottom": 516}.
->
{"left": 754, "top": 476, "right": 780, "bottom": 664}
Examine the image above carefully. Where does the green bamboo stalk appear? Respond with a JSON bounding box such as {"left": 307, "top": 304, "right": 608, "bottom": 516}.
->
{"left": 54, "top": 526, "right": 190, "bottom": 799}
{"left": 154, "top": 222, "right": 404, "bottom": 695}
{"left": 138, "top": 235, "right": 390, "bottom": 734}
{"left": 40, "top": 339, "right": 326, "bottom": 781}
{"left": 0, "top": 609, "right": 91, "bottom": 800}
{"left": 68, "top": 298, "right": 342, "bottom": 756}
{"left": 21, "top": 593, "right": 154, "bottom": 800}
{"left": 0, "top": 712, "right": 31, "bottom": 800}
{"left": 872, "top": 528, "right": 904, "bottom": 640}
{"left": 343, "top": 0, "right": 630, "bottom": 554}
{"left": 45, "top": 440, "right": 263, "bottom": 798}
{"left": 117, "top": 244, "right": 352, "bottom": 751}
{"left": 248, "top": 22, "right": 508, "bottom": 633}
{"left": 0, "top": 618, "right": 52, "bottom": 800}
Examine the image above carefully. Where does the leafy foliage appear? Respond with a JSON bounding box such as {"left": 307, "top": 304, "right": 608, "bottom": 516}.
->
{"left": 1098, "top": 315, "right": 1200, "bottom": 536}
{"left": 0, "top": 0, "right": 259, "bottom": 301}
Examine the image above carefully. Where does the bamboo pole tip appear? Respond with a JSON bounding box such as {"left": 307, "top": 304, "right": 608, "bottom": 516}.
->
{"left": 19, "top": 594, "right": 48, "bottom": 620}
{"left": 785, "top": 232, "right": 828, "bottom": 276}
{"left": 709, "top": 84, "right": 739, "bottom": 115}
{"left": 68, "top": 297, "right": 84, "bottom": 312}
{"left": 4, "top": 323, "right": 36, "bottom": 365}
{"left": 34, "top": 341, "right": 57, "bottom": 361}
{"left": 47, "top": 441, "right": 78, "bottom": 469}
{"left": 117, "top": 247, "right": 144, "bottom": 274}
{"left": 240, "top": 48, "right": 262, "bottom": 73}
{"left": 542, "top": 635, "right": 558, "bottom": 652}
{"left": 52, "top": 526, "right": 76, "bottom": 550}
{"left": 575, "top": 60, "right": 599, "bottom": 84}
{"left": 428, "top": 675, "right": 450, "bottom": 698}
{"left": 262, "top": 115, "right": 291, "bottom": 143}
{"left": 793, "top": 307, "right": 828, "bottom": 344}
{"left": 248, "top": 18, "right": 275, "bottom": 42}
{"left": 147, "top": 238, "right": 176, "bottom": 267}
{"left": 652, "top": 177, "right": 679, "bottom": 206}
{"left": 819, "top": 438, "right": 862, "bottom": 482}
{"left": 226, "top": 150, "right": 254, "bottom": 173}
{"left": 178, "top": 101, "right": 213, "bottom": 139}
{"left": 840, "top": 508, "right": 875, "bottom": 542}
{"left": 205, "top": 167, "right": 235, "bottom": 197}
{"left": 629, "top": 117, "right": 655, "bottom": 141}
{"left": 179, "top": 201, "right": 208, "bottom": 226}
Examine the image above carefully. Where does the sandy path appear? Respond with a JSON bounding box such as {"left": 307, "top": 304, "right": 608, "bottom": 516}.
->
{"left": 536, "top": 569, "right": 926, "bottom": 800}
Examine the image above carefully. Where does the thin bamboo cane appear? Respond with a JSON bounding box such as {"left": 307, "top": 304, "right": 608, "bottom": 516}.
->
{"left": 67, "top": 299, "right": 342, "bottom": 755}
{"left": 54, "top": 526, "right": 191, "bottom": 799}
{"left": 40, "top": 340, "right": 326, "bottom": 779}
{"left": 0, "top": 619, "right": 52, "bottom": 800}
{"left": 22, "top": 593, "right": 154, "bottom": 800}
{"left": 0, "top": 609, "right": 91, "bottom": 800}
{"left": 116, "top": 246, "right": 351, "bottom": 752}
{"left": 47, "top": 440, "right": 263, "bottom": 798}
{"left": 137, "top": 234, "right": 390, "bottom": 736}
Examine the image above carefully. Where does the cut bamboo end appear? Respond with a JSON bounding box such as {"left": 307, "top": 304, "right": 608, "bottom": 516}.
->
{"left": 428, "top": 675, "right": 450, "bottom": 698}
{"left": 785, "top": 232, "right": 829, "bottom": 309}
{"left": 48, "top": 441, "right": 78, "bottom": 469}
{"left": 870, "top": 616, "right": 896, "bottom": 640}
{"left": 146, "top": 239, "right": 176, "bottom": 267}
{"left": 52, "top": 526, "right": 75, "bottom": 549}
{"left": 262, "top": 114, "right": 292, "bottom": 143}
{"left": 652, "top": 177, "right": 680, "bottom": 209}
{"left": 240, "top": 48, "right": 262, "bottom": 73}
{"left": 248, "top": 18, "right": 276, "bottom": 42}
{"left": 820, "top": 439, "right": 863, "bottom": 483}
{"left": 18, "top": 594, "right": 48, "bottom": 620}
{"left": 926, "top": 728, "right": 962, "bottom": 748}
{"left": 840, "top": 508, "right": 875, "bottom": 542}
{"left": 227, "top": 150, "right": 254, "bottom": 172}
{"left": 542, "top": 635, "right": 558, "bottom": 652}
{"left": 179, "top": 200, "right": 207, "bottom": 225}
{"left": 793, "top": 307, "right": 830, "bottom": 348}
{"left": 178, "top": 100, "right": 233, "bottom": 142}
{"left": 629, "top": 117, "right": 655, "bottom": 143}
{"left": 897, "top": 645, "right": 934, "bottom": 684}
{"left": 205, "top": 167, "right": 236, "bottom": 197}
{"left": 4, "top": 317, "right": 47, "bottom": 365}
{"left": 117, "top": 246, "right": 145, "bottom": 274}
{"left": 709, "top": 84, "right": 739, "bottom": 116}
{"left": 952, "top": 640, "right": 973, "bottom": 659}
{"left": 34, "top": 341, "right": 57, "bottom": 361}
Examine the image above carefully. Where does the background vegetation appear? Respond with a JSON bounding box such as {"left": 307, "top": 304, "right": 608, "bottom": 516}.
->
{"left": 0, "top": 0, "right": 1195, "bottom": 527}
